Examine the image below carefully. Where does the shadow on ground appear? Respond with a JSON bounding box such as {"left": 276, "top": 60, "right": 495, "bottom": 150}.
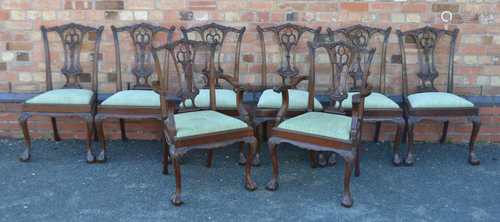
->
{"left": 0, "top": 139, "right": 499, "bottom": 222}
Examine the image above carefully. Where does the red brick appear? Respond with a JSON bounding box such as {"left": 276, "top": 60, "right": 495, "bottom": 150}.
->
{"left": 95, "top": 1, "right": 124, "bottom": 10}
{"left": 340, "top": 3, "right": 368, "bottom": 12}
{"left": 402, "top": 3, "right": 427, "bottom": 13}
{"left": 6, "top": 42, "right": 33, "bottom": 51}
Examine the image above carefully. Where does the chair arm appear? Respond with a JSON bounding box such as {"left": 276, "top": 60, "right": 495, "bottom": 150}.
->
{"left": 272, "top": 85, "right": 290, "bottom": 126}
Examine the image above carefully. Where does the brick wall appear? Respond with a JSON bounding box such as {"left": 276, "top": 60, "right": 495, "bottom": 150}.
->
{"left": 0, "top": 0, "right": 499, "bottom": 143}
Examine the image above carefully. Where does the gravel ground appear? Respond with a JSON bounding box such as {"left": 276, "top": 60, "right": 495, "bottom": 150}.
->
{"left": 0, "top": 139, "right": 499, "bottom": 222}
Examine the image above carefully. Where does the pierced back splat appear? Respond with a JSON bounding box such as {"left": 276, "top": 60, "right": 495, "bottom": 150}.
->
{"left": 153, "top": 40, "right": 211, "bottom": 113}
{"left": 257, "top": 23, "right": 321, "bottom": 88}
{"left": 41, "top": 23, "right": 104, "bottom": 91}
{"left": 112, "top": 23, "right": 175, "bottom": 91}
{"left": 181, "top": 23, "right": 245, "bottom": 87}
{"left": 397, "top": 26, "right": 459, "bottom": 95}
{"left": 308, "top": 41, "right": 375, "bottom": 113}
{"left": 328, "top": 25, "right": 391, "bottom": 92}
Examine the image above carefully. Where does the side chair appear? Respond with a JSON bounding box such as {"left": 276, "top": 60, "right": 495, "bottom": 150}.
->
{"left": 252, "top": 23, "right": 322, "bottom": 166}
{"left": 18, "top": 23, "right": 104, "bottom": 162}
{"left": 326, "top": 24, "right": 404, "bottom": 169}
{"left": 266, "top": 41, "right": 375, "bottom": 208}
{"left": 180, "top": 23, "right": 249, "bottom": 167}
{"left": 95, "top": 23, "right": 174, "bottom": 163}
{"left": 151, "top": 39, "right": 257, "bottom": 206}
{"left": 397, "top": 26, "right": 481, "bottom": 166}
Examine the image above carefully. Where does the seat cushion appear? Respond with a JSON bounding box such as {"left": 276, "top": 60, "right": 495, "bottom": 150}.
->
{"left": 277, "top": 112, "right": 352, "bottom": 141}
{"left": 174, "top": 110, "right": 248, "bottom": 138}
{"left": 26, "top": 89, "right": 94, "bottom": 105}
{"left": 182, "top": 89, "right": 237, "bottom": 109}
{"left": 341, "top": 92, "right": 400, "bottom": 109}
{"left": 408, "top": 92, "right": 474, "bottom": 108}
{"left": 101, "top": 90, "right": 160, "bottom": 107}
{"left": 257, "top": 89, "right": 323, "bottom": 110}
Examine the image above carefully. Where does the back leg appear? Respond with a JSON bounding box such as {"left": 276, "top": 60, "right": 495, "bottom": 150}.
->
{"left": 18, "top": 113, "right": 32, "bottom": 162}
{"left": 439, "top": 120, "right": 449, "bottom": 144}
{"left": 373, "top": 121, "right": 381, "bottom": 142}
{"left": 84, "top": 115, "right": 96, "bottom": 163}
{"left": 119, "top": 118, "right": 128, "bottom": 141}
{"left": 468, "top": 116, "right": 481, "bottom": 165}
{"left": 51, "top": 117, "right": 61, "bottom": 141}
{"left": 206, "top": 150, "right": 213, "bottom": 168}
{"left": 266, "top": 142, "right": 279, "bottom": 191}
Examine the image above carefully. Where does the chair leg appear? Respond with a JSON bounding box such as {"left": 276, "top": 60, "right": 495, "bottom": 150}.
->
{"left": 341, "top": 157, "right": 354, "bottom": 208}
{"left": 238, "top": 142, "right": 246, "bottom": 165}
{"left": 18, "top": 112, "right": 32, "bottom": 162}
{"left": 404, "top": 118, "right": 417, "bottom": 166}
{"left": 318, "top": 152, "right": 328, "bottom": 167}
{"left": 308, "top": 151, "right": 318, "bottom": 168}
{"left": 252, "top": 124, "right": 262, "bottom": 167}
{"left": 161, "top": 130, "right": 170, "bottom": 175}
{"left": 266, "top": 142, "right": 279, "bottom": 191}
{"left": 119, "top": 118, "right": 127, "bottom": 141}
{"left": 439, "top": 120, "right": 449, "bottom": 144}
{"left": 468, "top": 116, "right": 481, "bottom": 166}
{"left": 354, "top": 146, "right": 361, "bottom": 177}
{"left": 171, "top": 155, "right": 183, "bottom": 206}
{"left": 51, "top": 117, "right": 61, "bottom": 141}
{"left": 206, "top": 150, "right": 213, "bottom": 168}
{"left": 244, "top": 141, "right": 257, "bottom": 191}
{"left": 95, "top": 117, "right": 107, "bottom": 163}
{"left": 392, "top": 121, "right": 404, "bottom": 166}
{"left": 374, "top": 121, "right": 381, "bottom": 142}
{"left": 84, "top": 115, "right": 96, "bottom": 163}
{"left": 327, "top": 153, "right": 337, "bottom": 166}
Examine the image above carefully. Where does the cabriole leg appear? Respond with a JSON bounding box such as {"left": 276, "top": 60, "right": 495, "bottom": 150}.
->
{"left": 238, "top": 142, "right": 246, "bottom": 165}
{"left": 341, "top": 156, "right": 354, "bottom": 208}
{"left": 244, "top": 141, "right": 257, "bottom": 191}
{"left": 95, "top": 116, "right": 107, "bottom": 163}
{"left": 392, "top": 120, "right": 404, "bottom": 166}
{"left": 404, "top": 117, "right": 417, "bottom": 166}
{"left": 84, "top": 115, "right": 96, "bottom": 163}
{"left": 171, "top": 154, "right": 183, "bottom": 206}
{"left": 468, "top": 116, "right": 481, "bottom": 165}
{"left": 266, "top": 141, "right": 279, "bottom": 191}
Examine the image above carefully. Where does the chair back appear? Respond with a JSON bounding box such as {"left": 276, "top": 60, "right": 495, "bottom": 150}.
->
{"left": 41, "top": 23, "right": 104, "bottom": 92}
{"left": 111, "top": 23, "right": 175, "bottom": 91}
{"left": 397, "top": 26, "right": 459, "bottom": 97}
{"left": 328, "top": 25, "right": 391, "bottom": 93}
{"left": 181, "top": 23, "right": 245, "bottom": 88}
{"left": 307, "top": 41, "right": 375, "bottom": 116}
{"left": 257, "top": 23, "right": 321, "bottom": 90}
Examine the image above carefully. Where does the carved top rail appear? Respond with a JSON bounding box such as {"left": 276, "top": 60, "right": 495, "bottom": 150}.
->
{"left": 397, "top": 26, "right": 459, "bottom": 97}
{"left": 41, "top": 23, "right": 104, "bottom": 92}
{"left": 181, "top": 23, "right": 246, "bottom": 87}
{"left": 328, "top": 24, "right": 391, "bottom": 92}
{"left": 257, "top": 23, "right": 321, "bottom": 89}
{"left": 112, "top": 23, "right": 175, "bottom": 91}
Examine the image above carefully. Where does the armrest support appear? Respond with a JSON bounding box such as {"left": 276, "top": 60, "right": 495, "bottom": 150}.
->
{"left": 272, "top": 85, "right": 290, "bottom": 127}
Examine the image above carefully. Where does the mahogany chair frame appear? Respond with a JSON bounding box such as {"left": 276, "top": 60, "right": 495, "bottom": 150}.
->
{"left": 252, "top": 23, "right": 321, "bottom": 166}
{"left": 328, "top": 25, "right": 404, "bottom": 167}
{"left": 151, "top": 39, "right": 257, "bottom": 206}
{"left": 397, "top": 26, "right": 481, "bottom": 166}
{"left": 18, "top": 23, "right": 104, "bottom": 163}
{"left": 180, "top": 23, "right": 248, "bottom": 167}
{"left": 266, "top": 41, "right": 375, "bottom": 208}
{"left": 95, "top": 23, "right": 174, "bottom": 163}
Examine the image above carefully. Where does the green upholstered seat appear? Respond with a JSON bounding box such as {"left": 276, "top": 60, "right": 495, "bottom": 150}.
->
{"left": 182, "top": 89, "right": 237, "bottom": 109}
{"left": 277, "top": 112, "right": 352, "bottom": 141}
{"left": 341, "top": 92, "right": 400, "bottom": 110}
{"left": 174, "top": 110, "right": 248, "bottom": 138}
{"left": 26, "top": 89, "right": 94, "bottom": 105}
{"left": 101, "top": 90, "right": 160, "bottom": 107}
{"left": 408, "top": 92, "right": 474, "bottom": 108}
{"left": 257, "top": 89, "right": 323, "bottom": 110}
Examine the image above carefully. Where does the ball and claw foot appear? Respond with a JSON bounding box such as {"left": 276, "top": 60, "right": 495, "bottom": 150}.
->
{"left": 96, "top": 150, "right": 107, "bottom": 163}
{"left": 86, "top": 150, "right": 96, "bottom": 164}
{"left": 328, "top": 154, "right": 337, "bottom": 166}
{"left": 341, "top": 192, "right": 353, "bottom": 208}
{"left": 265, "top": 179, "right": 279, "bottom": 191}
{"left": 404, "top": 153, "right": 415, "bottom": 166}
{"left": 245, "top": 179, "right": 257, "bottom": 191}
{"left": 252, "top": 153, "right": 261, "bottom": 167}
{"left": 238, "top": 152, "right": 247, "bottom": 166}
{"left": 392, "top": 153, "right": 402, "bottom": 166}
{"left": 468, "top": 152, "right": 480, "bottom": 166}
{"left": 18, "top": 149, "right": 31, "bottom": 162}
{"left": 170, "top": 194, "right": 183, "bottom": 206}
{"left": 318, "top": 153, "right": 327, "bottom": 167}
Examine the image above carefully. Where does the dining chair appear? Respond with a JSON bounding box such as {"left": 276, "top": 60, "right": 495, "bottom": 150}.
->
{"left": 180, "top": 23, "right": 249, "bottom": 167}
{"left": 397, "top": 26, "right": 481, "bottom": 166}
{"left": 326, "top": 24, "right": 404, "bottom": 168}
{"left": 151, "top": 39, "right": 257, "bottom": 206}
{"left": 266, "top": 40, "right": 375, "bottom": 208}
{"left": 95, "top": 23, "right": 174, "bottom": 163}
{"left": 252, "top": 23, "right": 322, "bottom": 166}
{"left": 18, "top": 23, "right": 104, "bottom": 162}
